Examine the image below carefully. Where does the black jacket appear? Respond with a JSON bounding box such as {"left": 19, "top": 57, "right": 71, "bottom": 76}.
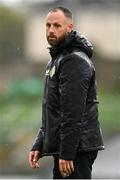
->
{"left": 31, "top": 31, "right": 104, "bottom": 160}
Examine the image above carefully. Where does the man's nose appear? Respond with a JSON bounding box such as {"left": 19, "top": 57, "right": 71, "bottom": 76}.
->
{"left": 49, "top": 25, "right": 55, "bottom": 33}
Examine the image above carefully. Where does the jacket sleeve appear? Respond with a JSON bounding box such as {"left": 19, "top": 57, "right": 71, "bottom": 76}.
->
{"left": 59, "top": 54, "right": 92, "bottom": 160}
{"left": 31, "top": 82, "right": 46, "bottom": 152}
{"left": 31, "top": 128, "right": 44, "bottom": 152}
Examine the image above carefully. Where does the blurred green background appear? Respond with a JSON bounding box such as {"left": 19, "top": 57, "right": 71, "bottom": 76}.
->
{"left": 0, "top": 0, "right": 120, "bottom": 179}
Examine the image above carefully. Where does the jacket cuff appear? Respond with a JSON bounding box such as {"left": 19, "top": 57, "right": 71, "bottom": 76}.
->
{"left": 59, "top": 142, "right": 78, "bottom": 160}
{"left": 30, "top": 129, "right": 44, "bottom": 152}
{"left": 59, "top": 153, "right": 76, "bottom": 161}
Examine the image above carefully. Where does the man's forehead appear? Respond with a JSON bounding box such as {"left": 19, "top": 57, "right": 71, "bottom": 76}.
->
{"left": 46, "top": 10, "right": 67, "bottom": 22}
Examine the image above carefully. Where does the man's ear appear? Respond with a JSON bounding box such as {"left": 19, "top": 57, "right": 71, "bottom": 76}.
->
{"left": 67, "top": 23, "right": 73, "bottom": 33}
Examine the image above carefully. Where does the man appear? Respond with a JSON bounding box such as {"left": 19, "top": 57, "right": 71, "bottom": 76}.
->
{"left": 29, "top": 7, "right": 104, "bottom": 179}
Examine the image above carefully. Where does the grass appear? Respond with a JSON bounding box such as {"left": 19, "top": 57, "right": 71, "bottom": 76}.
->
{"left": 0, "top": 92, "right": 120, "bottom": 174}
{"left": 0, "top": 97, "right": 42, "bottom": 144}
{"left": 98, "top": 90, "right": 120, "bottom": 134}
{"left": 0, "top": 90, "right": 120, "bottom": 142}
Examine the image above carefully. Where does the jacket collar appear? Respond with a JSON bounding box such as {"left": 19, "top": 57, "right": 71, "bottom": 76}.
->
{"left": 48, "top": 31, "right": 74, "bottom": 58}
{"left": 48, "top": 30, "right": 93, "bottom": 59}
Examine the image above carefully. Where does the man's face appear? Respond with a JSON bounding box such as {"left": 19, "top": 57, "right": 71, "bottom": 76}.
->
{"left": 46, "top": 10, "right": 73, "bottom": 46}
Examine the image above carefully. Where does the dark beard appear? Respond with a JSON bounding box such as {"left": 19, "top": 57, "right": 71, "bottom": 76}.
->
{"left": 49, "top": 32, "right": 69, "bottom": 47}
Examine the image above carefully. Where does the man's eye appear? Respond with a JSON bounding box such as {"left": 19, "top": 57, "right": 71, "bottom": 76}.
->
{"left": 46, "top": 24, "right": 51, "bottom": 28}
{"left": 55, "top": 24, "right": 61, "bottom": 28}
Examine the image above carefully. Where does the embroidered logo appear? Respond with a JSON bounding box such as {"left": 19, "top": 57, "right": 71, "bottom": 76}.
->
{"left": 50, "top": 65, "right": 56, "bottom": 78}
{"left": 45, "top": 69, "right": 50, "bottom": 76}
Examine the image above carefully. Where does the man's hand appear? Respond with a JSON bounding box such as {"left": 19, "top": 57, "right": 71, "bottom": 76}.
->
{"left": 28, "top": 150, "right": 41, "bottom": 169}
{"left": 59, "top": 159, "right": 74, "bottom": 177}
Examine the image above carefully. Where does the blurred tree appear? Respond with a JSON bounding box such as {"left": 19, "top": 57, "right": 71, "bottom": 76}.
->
{"left": 0, "top": 5, "right": 24, "bottom": 64}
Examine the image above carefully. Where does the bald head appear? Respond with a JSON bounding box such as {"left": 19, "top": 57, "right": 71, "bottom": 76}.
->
{"left": 48, "top": 6, "right": 73, "bottom": 21}
{"left": 46, "top": 7, "right": 73, "bottom": 46}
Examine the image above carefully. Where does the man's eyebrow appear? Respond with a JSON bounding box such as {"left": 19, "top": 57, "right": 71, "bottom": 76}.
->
{"left": 46, "top": 22, "right": 50, "bottom": 25}
{"left": 46, "top": 22, "right": 62, "bottom": 25}
{"left": 54, "top": 22, "right": 62, "bottom": 25}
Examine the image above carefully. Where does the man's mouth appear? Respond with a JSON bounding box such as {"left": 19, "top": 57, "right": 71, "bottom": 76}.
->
{"left": 49, "top": 37, "right": 55, "bottom": 39}
{"left": 47, "top": 36, "right": 57, "bottom": 45}
{"left": 48, "top": 36, "right": 56, "bottom": 39}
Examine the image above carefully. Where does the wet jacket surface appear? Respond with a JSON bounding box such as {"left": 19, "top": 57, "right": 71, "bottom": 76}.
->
{"left": 31, "top": 31, "right": 104, "bottom": 160}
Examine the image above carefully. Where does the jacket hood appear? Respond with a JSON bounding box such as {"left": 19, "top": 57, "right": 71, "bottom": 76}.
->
{"left": 49, "top": 31, "right": 93, "bottom": 58}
